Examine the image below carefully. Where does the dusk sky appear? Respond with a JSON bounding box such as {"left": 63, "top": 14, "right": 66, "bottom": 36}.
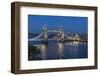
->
{"left": 28, "top": 15, "right": 88, "bottom": 34}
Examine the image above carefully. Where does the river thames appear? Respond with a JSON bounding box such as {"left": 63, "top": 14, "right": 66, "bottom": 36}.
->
{"left": 28, "top": 40, "right": 88, "bottom": 60}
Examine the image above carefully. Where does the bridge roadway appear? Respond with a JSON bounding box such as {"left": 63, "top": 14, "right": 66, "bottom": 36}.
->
{"left": 29, "top": 38, "right": 60, "bottom": 41}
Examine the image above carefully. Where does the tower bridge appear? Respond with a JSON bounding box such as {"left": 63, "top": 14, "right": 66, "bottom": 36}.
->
{"left": 29, "top": 25, "right": 85, "bottom": 42}
{"left": 42, "top": 26, "right": 64, "bottom": 42}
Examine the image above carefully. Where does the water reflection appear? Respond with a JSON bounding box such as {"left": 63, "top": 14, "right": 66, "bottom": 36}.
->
{"left": 57, "top": 43, "right": 64, "bottom": 59}
{"left": 41, "top": 44, "right": 48, "bottom": 60}
{"left": 29, "top": 41, "right": 87, "bottom": 60}
{"left": 64, "top": 42, "right": 80, "bottom": 59}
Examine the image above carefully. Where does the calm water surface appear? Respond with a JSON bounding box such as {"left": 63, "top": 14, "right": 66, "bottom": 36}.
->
{"left": 28, "top": 40, "right": 88, "bottom": 60}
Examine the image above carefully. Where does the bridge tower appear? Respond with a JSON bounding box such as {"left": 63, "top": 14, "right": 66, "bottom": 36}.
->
{"left": 59, "top": 27, "right": 64, "bottom": 40}
{"left": 43, "top": 25, "right": 48, "bottom": 42}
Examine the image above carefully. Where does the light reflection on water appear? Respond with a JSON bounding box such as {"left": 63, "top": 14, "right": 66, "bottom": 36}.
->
{"left": 41, "top": 44, "right": 48, "bottom": 60}
{"left": 29, "top": 40, "right": 88, "bottom": 60}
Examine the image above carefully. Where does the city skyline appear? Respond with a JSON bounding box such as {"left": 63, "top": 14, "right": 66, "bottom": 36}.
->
{"left": 28, "top": 15, "right": 88, "bottom": 60}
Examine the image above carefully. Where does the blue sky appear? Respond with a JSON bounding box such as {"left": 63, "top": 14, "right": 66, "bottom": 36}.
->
{"left": 28, "top": 15, "right": 88, "bottom": 34}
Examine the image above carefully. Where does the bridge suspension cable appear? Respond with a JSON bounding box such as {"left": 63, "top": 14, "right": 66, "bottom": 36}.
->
{"left": 28, "top": 32, "right": 43, "bottom": 41}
